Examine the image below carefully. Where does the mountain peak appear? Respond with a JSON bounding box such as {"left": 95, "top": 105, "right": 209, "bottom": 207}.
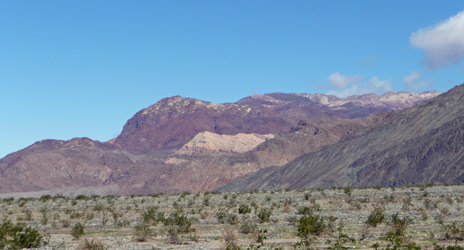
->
{"left": 141, "top": 96, "right": 213, "bottom": 116}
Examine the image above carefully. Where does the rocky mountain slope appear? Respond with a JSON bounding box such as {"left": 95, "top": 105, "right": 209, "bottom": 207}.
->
{"left": 218, "top": 84, "right": 464, "bottom": 192}
{"left": 113, "top": 92, "right": 439, "bottom": 154}
{"left": 0, "top": 91, "right": 439, "bottom": 195}
{"left": 146, "top": 113, "right": 390, "bottom": 193}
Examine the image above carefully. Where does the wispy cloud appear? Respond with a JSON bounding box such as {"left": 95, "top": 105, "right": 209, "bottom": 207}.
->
{"left": 327, "top": 73, "right": 392, "bottom": 97}
{"left": 328, "top": 72, "right": 364, "bottom": 89}
{"left": 410, "top": 11, "right": 464, "bottom": 69}
{"left": 402, "top": 71, "right": 430, "bottom": 92}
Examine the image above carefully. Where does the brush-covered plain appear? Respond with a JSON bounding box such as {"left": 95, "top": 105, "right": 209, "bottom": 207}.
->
{"left": 1, "top": 185, "right": 464, "bottom": 249}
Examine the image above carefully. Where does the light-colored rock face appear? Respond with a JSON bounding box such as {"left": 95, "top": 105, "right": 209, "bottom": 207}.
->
{"left": 176, "top": 131, "right": 275, "bottom": 155}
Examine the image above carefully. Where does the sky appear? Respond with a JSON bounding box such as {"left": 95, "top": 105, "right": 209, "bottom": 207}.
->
{"left": 1, "top": 1, "right": 463, "bottom": 158}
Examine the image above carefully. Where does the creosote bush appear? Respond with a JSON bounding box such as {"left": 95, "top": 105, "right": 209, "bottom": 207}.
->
{"left": 0, "top": 220, "right": 48, "bottom": 249}
{"left": 388, "top": 213, "right": 412, "bottom": 237}
{"left": 223, "top": 228, "right": 240, "bottom": 250}
{"left": 257, "top": 208, "right": 272, "bottom": 223}
{"left": 366, "top": 207, "right": 385, "bottom": 227}
{"left": 163, "top": 212, "right": 194, "bottom": 244}
{"left": 327, "top": 225, "right": 356, "bottom": 250}
{"left": 238, "top": 204, "right": 251, "bottom": 214}
{"left": 71, "top": 222, "right": 85, "bottom": 239}
{"left": 297, "top": 213, "right": 327, "bottom": 237}
{"left": 240, "top": 220, "right": 258, "bottom": 235}
{"left": 134, "top": 223, "right": 153, "bottom": 242}
{"left": 80, "top": 238, "right": 107, "bottom": 250}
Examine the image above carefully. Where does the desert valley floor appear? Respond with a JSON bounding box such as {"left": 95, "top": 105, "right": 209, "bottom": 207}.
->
{"left": 1, "top": 185, "right": 464, "bottom": 249}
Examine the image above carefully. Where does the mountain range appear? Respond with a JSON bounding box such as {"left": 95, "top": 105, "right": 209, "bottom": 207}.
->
{"left": 0, "top": 90, "right": 445, "bottom": 195}
{"left": 219, "top": 84, "right": 464, "bottom": 192}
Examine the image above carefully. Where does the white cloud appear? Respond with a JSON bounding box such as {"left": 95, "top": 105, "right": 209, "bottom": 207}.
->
{"left": 328, "top": 72, "right": 364, "bottom": 89}
{"left": 403, "top": 71, "right": 420, "bottom": 84}
{"left": 327, "top": 74, "right": 392, "bottom": 97}
{"left": 402, "top": 71, "right": 430, "bottom": 92}
{"left": 410, "top": 11, "right": 464, "bottom": 69}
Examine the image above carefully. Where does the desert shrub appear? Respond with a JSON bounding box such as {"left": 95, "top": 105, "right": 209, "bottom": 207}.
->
{"left": 441, "top": 222, "right": 464, "bottom": 241}
{"left": 304, "top": 193, "right": 311, "bottom": 201}
{"left": 39, "top": 195, "right": 51, "bottom": 202}
{"left": 240, "top": 220, "right": 258, "bottom": 235}
{"left": 61, "top": 219, "right": 71, "bottom": 228}
{"left": 238, "top": 204, "right": 251, "bottom": 214}
{"left": 388, "top": 213, "right": 412, "bottom": 237}
{"left": 71, "top": 222, "right": 85, "bottom": 239}
{"left": 81, "top": 238, "right": 107, "bottom": 250}
{"left": 366, "top": 207, "right": 385, "bottom": 227}
{"left": 2, "top": 198, "right": 14, "bottom": 203}
{"left": 227, "top": 214, "right": 239, "bottom": 225}
{"left": 255, "top": 229, "right": 268, "bottom": 246}
{"left": 250, "top": 201, "right": 258, "bottom": 209}
{"left": 327, "top": 225, "right": 356, "bottom": 250}
{"left": 447, "top": 197, "right": 454, "bottom": 205}
{"left": 433, "top": 244, "right": 464, "bottom": 250}
{"left": 257, "top": 208, "right": 272, "bottom": 223}
{"left": 133, "top": 223, "right": 153, "bottom": 242}
{"left": 343, "top": 187, "right": 352, "bottom": 196}
{"left": 382, "top": 231, "right": 421, "bottom": 250}
{"left": 223, "top": 229, "right": 240, "bottom": 250}
{"left": 0, "top": 220, "right": 47, "bottom": 249}
{"left": 70, "top": 212, "right": 84, "bottom": 219}
{"left": 164, "top": 212, "right": 194, "bottom": 244}
{"left": 142, "top": 206, "right": 164, "bottom": 225}
{"left": 40, "top": 208, "right": 48, "bottom": 225}
{"left": 116, "top": 219, "right": 130, "bottom": 228}
{"left": 93, "top": 203, "right": 105, "bottom": 212}
{"left": 214, "top": 210, "right": 239, "bottom": 225}
{"left": 297, "top": 213, "right": 327, "bottom": 237}
{"left": 298, "top": 206, "right": 320, "bottom": 215}
{"left": 24, "top": 209, "right": 33, "bottom": 221}
{"left": 203, "top": 196, "right": 210, "bottom": 206}
{"left": 216, "top": 210, "right": 228, "bottom": 224}
{"left": 75, "top": 195, "right": 89, "bottom": 200}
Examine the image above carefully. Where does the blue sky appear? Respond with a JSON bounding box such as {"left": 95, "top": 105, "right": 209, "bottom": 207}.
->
{"left": 1, "top": 1, "right": 463, "bottom": 158}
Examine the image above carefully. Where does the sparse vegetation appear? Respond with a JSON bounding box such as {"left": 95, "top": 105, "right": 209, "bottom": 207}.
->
{"left": 0, "top": 221, "right": 47, "bottom": 249}
{"left": 71, "top": 222, "right": 85, "bottom": 239}
{"left": 0, "top": 184, "right": 463, "bottom": 249}
{"left": 133, "top": 222, "right": 153, "bottom": 242}
{"left": 257, "top": 207, "right": 272, "bottom": 223}
{"left": 366, "top": 207, "right": 385, "bottom": 227}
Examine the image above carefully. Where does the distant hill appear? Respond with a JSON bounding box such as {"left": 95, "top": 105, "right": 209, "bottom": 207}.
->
{"left": 218, "top": 84, "right": 464, "bottom": 192}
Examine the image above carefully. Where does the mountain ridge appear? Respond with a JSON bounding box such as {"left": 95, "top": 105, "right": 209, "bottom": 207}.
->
{"left": 0, "top": 90, "right": 440, "bottom": 195}
{"left": 113, "top": 91, "right": 440, "bottom": 154}
{"left": 217, "top": 84, "right": 464, "bottom": 192}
